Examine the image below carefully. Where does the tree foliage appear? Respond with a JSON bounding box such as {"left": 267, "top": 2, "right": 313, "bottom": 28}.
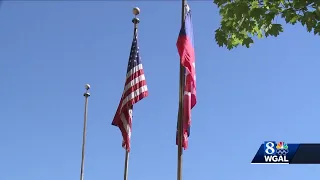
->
{"left": 213, "top": 0, "right": 320, "bottom": 49}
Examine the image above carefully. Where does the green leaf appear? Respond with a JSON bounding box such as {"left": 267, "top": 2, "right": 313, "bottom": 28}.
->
{"left": 215, "top": 29, "right": 227, "bottom": 47}
{"left": 242, "top": 37, "right": 254, "bottom": 48}
{"left": 250, "top": 7, "right": 265, "bottom": 20}
{"left": 289, "top": 15, "right": 299, "bottom": 25}
{"left": 314, "top": 23, "right": 320, "bottom": 35}
{"left": 268, "top": 24, "right": 283, "bottom": 37}
{"left": 257, "top": 30, "right": 263, "bottom": 38}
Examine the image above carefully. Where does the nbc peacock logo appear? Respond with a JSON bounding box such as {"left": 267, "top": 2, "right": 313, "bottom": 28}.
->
{"left": 276, "top": 142, "right": 289, "bottom": 156}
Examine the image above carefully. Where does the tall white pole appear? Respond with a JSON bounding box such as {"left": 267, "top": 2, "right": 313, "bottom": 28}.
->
{"left": 80, "top": 84, "right": 91, "bottom": 180}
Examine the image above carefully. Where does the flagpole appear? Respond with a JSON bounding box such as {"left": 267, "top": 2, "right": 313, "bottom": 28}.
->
{"left": 177, "top": 0, "right": 186, "bottom": 180}
{"left": 123, "top": 7, "right": 140, "bottom": 180}
{"left": 80, "top": 84, "right": 91, "bottom": 180}
{"left": 123, "top": 150, "right": 130, "bottom": 180}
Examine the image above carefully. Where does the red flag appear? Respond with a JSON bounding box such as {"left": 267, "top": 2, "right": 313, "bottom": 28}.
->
{"left": 176, "top": 4, "right": 197, "bottom": 150}
{"left": 112, "top": 29, "right": 148, "bottom": 152}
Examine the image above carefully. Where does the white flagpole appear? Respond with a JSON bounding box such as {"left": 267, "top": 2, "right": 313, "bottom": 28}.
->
{"left": 80, "top": 84, "right": 91, "bottom": 180}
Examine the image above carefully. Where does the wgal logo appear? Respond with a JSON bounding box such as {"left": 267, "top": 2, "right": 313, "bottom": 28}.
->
{"left": 264, "top": 141, "right": 289, "bottom": 163}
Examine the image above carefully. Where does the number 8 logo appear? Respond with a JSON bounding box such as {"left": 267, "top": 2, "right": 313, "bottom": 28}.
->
{"left": 265, "top": 142, "right": 275, "bottom": 155}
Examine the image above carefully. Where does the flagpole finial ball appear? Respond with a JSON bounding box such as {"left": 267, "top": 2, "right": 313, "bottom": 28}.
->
{"left": 85, "top": 84, "right": 90, "bottom": 90}
{"left": 132, "top": 7, "right": 140, "bottom": 15}
{"left": 132, "top": 17, "right": 140, "bottom": 24}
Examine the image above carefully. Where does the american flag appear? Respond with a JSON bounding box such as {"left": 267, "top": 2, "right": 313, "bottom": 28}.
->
{"left": 176, "top": 4, "right": 197, "bottom": 150}
{"left": 112, "top": 28, "right": 148, "bottom": 152}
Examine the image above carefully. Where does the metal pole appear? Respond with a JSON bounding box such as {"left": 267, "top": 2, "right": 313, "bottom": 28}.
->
{"left": 177, "top": 1, "right": 186, "bottom": 180}
{"left": 122, "top": 7, "right": 140, "bottom": 180}
{"left": 80, "top": 84, "right": 91, "bottom": 180}
{"left": 123, "top": 150, "right": 130, "bottom": 180}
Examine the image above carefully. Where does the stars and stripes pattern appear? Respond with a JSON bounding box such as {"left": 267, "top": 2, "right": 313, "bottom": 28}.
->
{"left": 176, "top": 4, "right": 197, "bottom": 150}
{"left": 112, "top": 28, "right": 148, "bottom": 152}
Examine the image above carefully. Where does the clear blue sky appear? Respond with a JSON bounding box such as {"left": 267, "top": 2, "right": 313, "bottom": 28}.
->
{"left": 1, "top": 1, "right": 320, "bottom": 180}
